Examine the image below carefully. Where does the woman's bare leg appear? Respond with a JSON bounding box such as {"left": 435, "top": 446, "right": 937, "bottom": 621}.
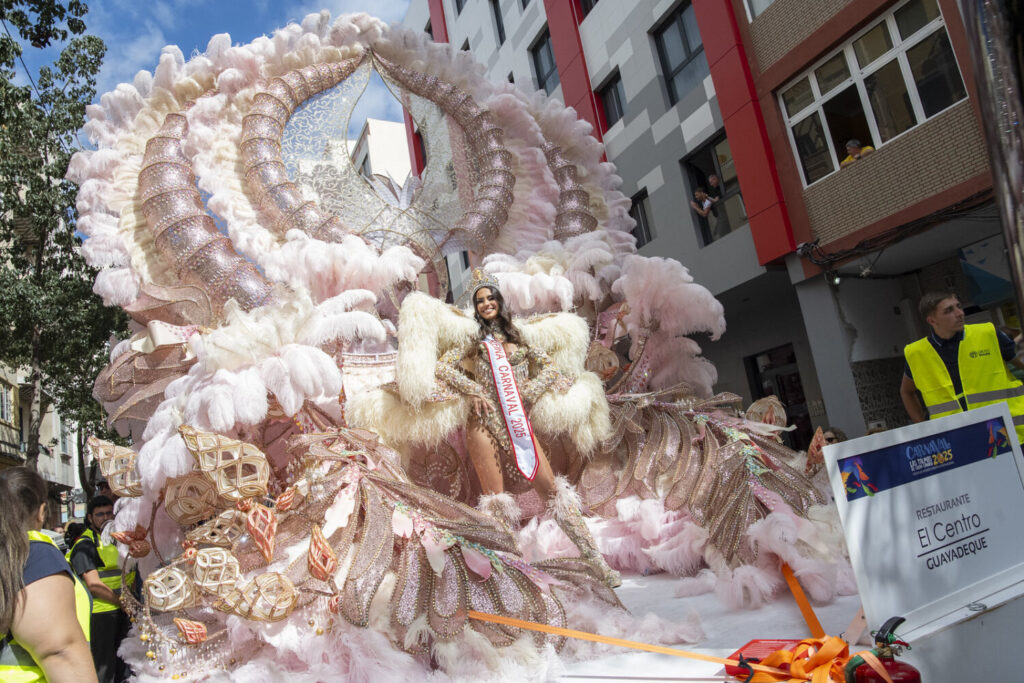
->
{"left": 466, "top": 418, "right": 505, "bottom": 494}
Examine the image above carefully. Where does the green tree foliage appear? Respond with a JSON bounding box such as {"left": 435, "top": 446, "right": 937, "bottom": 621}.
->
{"left": 0, "top": 1, "right": 125, "bottom": 473}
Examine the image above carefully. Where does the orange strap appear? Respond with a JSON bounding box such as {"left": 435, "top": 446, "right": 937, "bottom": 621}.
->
{"left": 781, "top": 564, "right": 825, "bottom": 638}
{"left": 466, "top": 610, "right": 801, "bottom": 678}
{"left": 857, "top": 651, "right": 895, "bottom": 683}
{"left": 468, "top": 611, "right": 896, "bottom": 682}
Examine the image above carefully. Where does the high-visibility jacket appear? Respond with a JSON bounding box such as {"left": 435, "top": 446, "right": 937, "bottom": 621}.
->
{"left": 905, "top": 322, "right": 1024, "bottom": 441}
{"left": 0, "top": 531, "right": 92, "bottom": 683}
{"left": 69, "top": 528, "right": 134, "bottom": 613}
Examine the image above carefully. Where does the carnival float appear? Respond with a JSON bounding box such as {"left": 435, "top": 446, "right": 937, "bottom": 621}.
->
{"left": 69, "top": 11, "right": 854, "bottom": 681}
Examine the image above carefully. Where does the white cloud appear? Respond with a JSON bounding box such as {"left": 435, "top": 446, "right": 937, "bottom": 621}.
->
{"left": 283, "top": 0, "right": 410, "bottom": 25}
{"left": 94, "top": 23, "right": 168, "bottom": 96}
{"left": 150, "top": 1, "right": 177, "bottom": 30}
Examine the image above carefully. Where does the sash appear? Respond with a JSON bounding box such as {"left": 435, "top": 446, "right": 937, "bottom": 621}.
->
{"left": 481, "top": 336, "right": 539, "bottom": 480}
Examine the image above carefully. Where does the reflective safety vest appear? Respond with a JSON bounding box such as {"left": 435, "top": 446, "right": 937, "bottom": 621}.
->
{"left": 70, "top": 528, "right": 134, "bottom": 613}
{"left": 0, "top": 531, "right": 92, "bottom": 683}
{"left": 905, "top": 322, "right": 1024, "bottom": 442}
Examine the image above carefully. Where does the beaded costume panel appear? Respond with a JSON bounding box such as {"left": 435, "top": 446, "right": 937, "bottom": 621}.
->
{"left": 436, "top": 340, "right": 572, "bottom": 492}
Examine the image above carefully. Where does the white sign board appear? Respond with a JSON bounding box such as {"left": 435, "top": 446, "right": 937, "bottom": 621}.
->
{"left": 825, "top": 403, "right": 1024, "bottom": 637}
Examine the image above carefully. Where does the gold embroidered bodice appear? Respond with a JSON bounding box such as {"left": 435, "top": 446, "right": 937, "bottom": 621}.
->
{"left": 435, "top": 337, "right": 573, "bottom": 488}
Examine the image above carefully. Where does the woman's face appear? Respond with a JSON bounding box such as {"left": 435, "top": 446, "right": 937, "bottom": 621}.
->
{"left": 475, "top": 287, "right": 500, "bottom": 321}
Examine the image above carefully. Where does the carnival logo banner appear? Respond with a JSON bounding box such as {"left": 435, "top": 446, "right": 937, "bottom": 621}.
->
{"left": 838, "top": 417, "right": 1012, "bottom": 501}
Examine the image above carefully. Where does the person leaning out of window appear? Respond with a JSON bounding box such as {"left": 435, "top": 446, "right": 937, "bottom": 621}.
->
{"left": 840, "top": 139, "right": 874, "bottom": 167}
{"left": 0, "top": 467, "right": 97, "bottom": 683}
{"left": 690, "top": 187, "right": 713, "bottom": 217}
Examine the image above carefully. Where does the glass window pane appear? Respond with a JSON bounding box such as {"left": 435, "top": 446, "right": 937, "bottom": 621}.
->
{"left": 821, "top": 84, "right": 872, "bottom": 165}
{"left": 658, "top": 20, "right": 687, "bottom": 71}
{"left": 895, "top": 0, "right": 940, "bottom": 39}
{"left": 615, "top": 78, "right": 626, "bottom": 111}
{"left": 815, "top": 52, "right": 850, "bottom": 95}
{"left": 864, "top": 58, "right": 916, "bottom": 142}
{"left": 544, "top": 65, "right": 560, "bottom": 94}
{"left": 721, "top": 193, "right": 747, "bottom": 232}
{"left": 713, "top": 137, "right": 738, "bottom": 187}
{"left": 670, "top": 51, "right": 709, "bottom": 102}
{"left": 907, "top": 29, "right": 967, "bottom": 117}
{"left": 539, "top": 41, "right": 555, "bottom": 74}
{"left": 782, "top": 77, "right": 814, "bottom": 118}
{"left": 791, "top": 113, "right": 834, "bottom": 184}
{"left": 853, "top": 23, "right": 894, "bottom": 68}
{"left": 681, "top": 6, "right": 702, "bottom": 51}
{"left": 601, "top": 76, "right": 625, "bottom": 127}
{"left": 747, "top": 0, "right": 775, "bottom": 18}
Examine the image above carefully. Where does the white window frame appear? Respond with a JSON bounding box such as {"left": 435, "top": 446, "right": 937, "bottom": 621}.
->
{"left": 0, "top": 384, "right": 11, "bottom": 424}
{"left": 744, "top": 0, "right": 776, "bottom": 22}
{"left": 778, "top": 0, "right": 967, "bottom": 188}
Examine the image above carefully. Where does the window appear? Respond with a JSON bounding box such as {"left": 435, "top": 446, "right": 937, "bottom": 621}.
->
{"left": 654, "top": 3, "right": 708, "bottom": 105}
{"left": 455, "top": 0, "right": 467, "bottom": 14}
{"left": 425, "top": 20, "right": 433, "bottom": 40}
{"left": 531, "top": 29, "right": 559, "bottom": 95}
{"left": 490, "top": 0, "right": 506, "bottom": 44}
{"left": 684, "top": 134, "right": 747, "bottom": 245}
{"left": 580, "top": 0, "right": 599, "bottom": 17}
{"left": 360, "top": 155, "right": 372, "bottom": 178}
{"left": 522, "top": 0, "right": 530, "bottom": 7}
{"left": 60, "top": 419, "right": 69, "bottom": 455}
{"left": 779, "top": 0, "right": 966, "bottom": 185}
{"left": 0, "top": 384, "right": 11, "bottom": 424}
{"left": 745, "top": 0, "right": 776, "bottom": 19}
{"left": 598, "top": 72, "right": 626, "bottom": 129}
{"left": 461, "top": 39, "right": 470, "bottom": 52}
{"left": 507, "top": 72, "right": 514, "bottom": 83}
{"left": 628, "top": 189, "right": 653, "bottom": 247}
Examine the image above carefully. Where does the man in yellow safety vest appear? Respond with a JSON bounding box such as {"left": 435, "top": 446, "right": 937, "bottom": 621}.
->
{"left": 900, "top": 291, "right": 1024, "bottom": 442}
{"left": 69, "top": 496, "right": 135, "bottom": 683}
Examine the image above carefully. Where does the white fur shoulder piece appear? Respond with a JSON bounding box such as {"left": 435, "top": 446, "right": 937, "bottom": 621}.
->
{"left": 395, "top": 292, "right": 478, "bottom": 407}
{"left": 516, "top": 313, "right": 589, "bottom": 378}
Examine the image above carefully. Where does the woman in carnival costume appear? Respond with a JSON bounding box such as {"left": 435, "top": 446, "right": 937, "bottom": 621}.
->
{"left": 435, "top": 269, "right": 620, "bottom": 588}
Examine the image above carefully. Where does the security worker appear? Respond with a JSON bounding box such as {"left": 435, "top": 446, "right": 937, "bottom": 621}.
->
{"left": 901, "top": 291, "right": 1024, "bottom": 441}
{"left": 69, "top": 496, "right": 135, "bottom": 683}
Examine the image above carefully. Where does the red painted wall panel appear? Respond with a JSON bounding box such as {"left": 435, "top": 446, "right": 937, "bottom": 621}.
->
{"left": 543, "top": 0, "right": 603, "bottom": 143}
{"left": 426, "top": 0, "right": 449, "bottom": 42}
{"left": 405, "top": 0, "right": 450, "bottom": 174}
{"left": 693, "top": 0, "right": 795, "bottom": 264}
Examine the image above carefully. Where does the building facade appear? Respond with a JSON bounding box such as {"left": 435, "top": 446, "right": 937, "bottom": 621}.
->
{"left": 0, "top": 365, "right": 83, "bottom": 524}
{"left": 401, "top": 0, "right": 1002, "bottom": 445}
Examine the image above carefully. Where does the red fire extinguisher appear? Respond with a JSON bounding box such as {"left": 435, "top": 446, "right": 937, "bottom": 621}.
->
{"left": 844, "top": 616, "right": 921, "bottom": 682}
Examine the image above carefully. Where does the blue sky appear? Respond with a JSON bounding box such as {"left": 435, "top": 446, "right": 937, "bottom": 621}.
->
{"left": 16, "top": 0, "right": 412, "bottom": 134}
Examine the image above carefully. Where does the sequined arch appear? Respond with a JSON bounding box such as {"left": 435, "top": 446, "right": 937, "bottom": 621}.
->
{"left": 138, "top": 42, "right": 605, "bottom": 319}
{"left": 238, "top": 51, "right": 518, "bottom": 256}
{"left": 140, "top": 113, "right": 275, "bottom": 314}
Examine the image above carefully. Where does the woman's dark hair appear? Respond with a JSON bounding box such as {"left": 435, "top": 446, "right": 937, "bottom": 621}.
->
{"left": 0, "top": 467, "right": 48, "bottom": 633}
{"left": 64, "top": 522, "right": 86, "bottom": 550}
{"left": 472, "top": 286, "right": 523, "bottom": 345}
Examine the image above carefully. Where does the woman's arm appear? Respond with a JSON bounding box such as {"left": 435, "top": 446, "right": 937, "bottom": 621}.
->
{"left": 435, "top": 346, "right": 486, "bottom": 396}
{"left": 10, "top": 573, "right": 97, "bottom": 683}
{"left": 521, "top": 346, "right": 570, "bottom": 403}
